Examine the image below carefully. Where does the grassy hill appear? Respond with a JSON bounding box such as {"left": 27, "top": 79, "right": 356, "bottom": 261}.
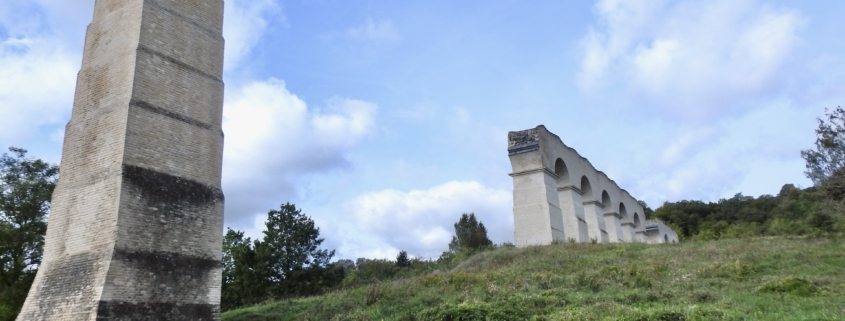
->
{"left": 222, "top": 237, "right": 845, "bottom": 320}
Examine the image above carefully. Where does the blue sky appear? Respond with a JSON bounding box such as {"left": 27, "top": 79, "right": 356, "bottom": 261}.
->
{"left": 2, "top": 0, "right": 844, "bottom": 260}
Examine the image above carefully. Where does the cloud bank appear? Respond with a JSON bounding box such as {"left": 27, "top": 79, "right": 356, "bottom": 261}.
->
{"left": 223, "top": 0, "right": 283, "bottom": 71}
{"left": 222, "top": 79, "right": 377, "bottom": 226}
{"left": 0, "top": 18, "right": 78, "bottom": 147}
{"left": 338, "top": 181, "right": 512, "bottom": 259}
{"left": 578, "top": 0, "right": 807, "bottom": 119}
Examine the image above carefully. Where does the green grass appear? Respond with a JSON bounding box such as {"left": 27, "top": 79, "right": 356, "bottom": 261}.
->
{"left": 222, "top": 236, "right": 845, "bottom": 320}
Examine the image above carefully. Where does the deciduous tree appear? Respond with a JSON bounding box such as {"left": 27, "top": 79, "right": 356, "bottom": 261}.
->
{"left": 259, "top": 203, "right": 337, "bottom": 298}
{"left": 221, "top": 203, "right": 340, "bottom": 310}
{"left": 801, "top": 106, "right": 845, "bottom": 186}
{"left": 0, "top": 147, "right": 58, "bottom": 320}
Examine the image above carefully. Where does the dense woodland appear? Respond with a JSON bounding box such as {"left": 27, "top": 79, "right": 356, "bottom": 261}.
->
{"left": 0, "top": 108, "right": 844, "bottom": 318}
{"left": 652, "top": 107, "right": 845, "bottom": 240}
{"left": 652, "top": 184, "right": 843, "bottom": 240}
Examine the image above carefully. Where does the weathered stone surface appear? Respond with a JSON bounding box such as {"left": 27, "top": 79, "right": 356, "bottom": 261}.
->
{"left": 507, "top": 125, "right": 678, "bottom": 246}
{"left": 18, "top": 0, "right": 225, "bottom": 320}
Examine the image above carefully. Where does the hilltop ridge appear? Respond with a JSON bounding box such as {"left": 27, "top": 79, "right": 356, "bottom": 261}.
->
{"left": 222, "top": 236, "right": 845, "bottom": 321}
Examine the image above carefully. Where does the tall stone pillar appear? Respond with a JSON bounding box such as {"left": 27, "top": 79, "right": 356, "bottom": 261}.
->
{"left": 510, "top": 169, "right": 566, "bottom": 246}
{"left": 635, "top": 230, "right": 647, "bottom": 243}
{"left": 621, "top": 222, "right": 636, "bottom": 242}
{"left": 18, "top": 0, "right": 225, "bottom": 320}
{"left": 508, "top": 129, "right": 566, "bottom": 247}
{"left": 603, "top": 212, "right": 624, "bottom": 243}
{"left": 557, "top": 186, "right": 589, "bottom": 242}
{"left": 583, "top": 201, "right": 609, "bottom": 243}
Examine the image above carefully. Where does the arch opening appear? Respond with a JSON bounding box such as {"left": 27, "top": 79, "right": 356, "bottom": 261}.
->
{"left": 554, "top": 158, "right": 570, "bottom": 187}
{"left": 619, "top": 202, "right": 627, "bottom": 220}
{"left": 664, "top": 234, "right": 669, "bottom": 243}
{"left": 633, "top": 213, "right": 640, "bottom": 226}
{"left": 580, "top": 176, "right": 593, "bottom": 201}
{"left": 601, "top": 191, "right": 611, "bottom": 210}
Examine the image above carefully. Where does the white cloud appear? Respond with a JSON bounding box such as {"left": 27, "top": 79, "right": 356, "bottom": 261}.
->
{"left": 0, "top": 1, "right": 83, "bottom": 150}
{"left": 656, "top": 127, "right": 716, "bottom": 167}
{"left": 345, "top": 181, "right": 512, "bottom": 259}
{"left": 0, "top": 0, "right": 282, "bottom": 147}
{"left": 321, "top": 18, "right": 401, "bottom": 56}
{"left": 346, "top": 18, "right": 401, "bottom": 46}
{"left": 578, "top": 0, "right": 807, "bottom": 119}
{"left": 633, "top": 100, "right": 815, "bottom": 205}
{"left": 30, "top": 0, "right": 93, "bottom": 40}
{"left": 0, "top": 37, "right": 77, "bottom": 143}
{"left": 223, "top": 0, "right": 282, "bottom": 71}
{"left": 222, "top": 79, "right": 377, "bottom": 225}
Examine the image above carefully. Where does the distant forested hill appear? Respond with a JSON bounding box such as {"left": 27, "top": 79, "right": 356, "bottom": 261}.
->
{"left": 653, "top": 184, "right": 844, "bottom": 240}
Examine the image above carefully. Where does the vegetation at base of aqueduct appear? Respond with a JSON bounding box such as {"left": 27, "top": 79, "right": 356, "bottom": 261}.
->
{"left": 222, "top": 237, "right": 845, "bottom": 320}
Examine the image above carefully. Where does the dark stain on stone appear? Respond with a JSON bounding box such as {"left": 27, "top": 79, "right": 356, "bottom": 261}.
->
{"left": 121, "top": 164, "right": 223, "bottom": 207}
{"left": 112, "top": 248, "right": 220, "bottom": 275}
{"left": 507, "top": 127, "right": 542, "bottom": 156}
{"left": 96, "top": 301, "right": 219, "bottom": 321}
{"left": 107, "top": 249, "right": 219, "bottom": 310}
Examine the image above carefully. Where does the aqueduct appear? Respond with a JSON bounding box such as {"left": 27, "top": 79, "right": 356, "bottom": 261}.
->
{"left": 507, "top": 125, "right": 678, "bottom": 246}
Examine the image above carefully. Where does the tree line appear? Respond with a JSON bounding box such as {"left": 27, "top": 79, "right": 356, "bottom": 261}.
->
{"left": 651, "top": 184, "right": 841, "bottom": 240}
{"left": 653, "top": 107, "right": 845, "bottom": 240}
{"left": 221, "top": 209, "right": 494, "bottom": 311}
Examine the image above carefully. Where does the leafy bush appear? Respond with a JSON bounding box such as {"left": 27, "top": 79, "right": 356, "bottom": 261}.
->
{"left": 757, "top": 277, "right": 818, "bottom": 296}
{"left": 697, "top": 260, "right": 756, "bottom": 280}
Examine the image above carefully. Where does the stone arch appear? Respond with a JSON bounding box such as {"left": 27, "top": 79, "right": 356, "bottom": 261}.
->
{"left": 601, "top": 190, "right": 611, "bottom": 210}
{"left": 633, "top": 212, "right": 640, "bottom": 227}
{"left": 618, "top": 202, "right": 627, "bottom": 220}
{"left": 580, "top": 176, "right": 593, "bottom": 201}
{"left": 554, "top": 158, "right": 570, "bottom": 187}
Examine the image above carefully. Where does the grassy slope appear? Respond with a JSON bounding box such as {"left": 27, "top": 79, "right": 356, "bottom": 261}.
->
{"left": 223, "top": 237, "right": 845, "bottom": 321}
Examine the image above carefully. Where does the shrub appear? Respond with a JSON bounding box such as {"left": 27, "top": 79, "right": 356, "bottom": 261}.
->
{"left": 757, "top": 277, "right": 818, "bottom": 296}
{"left": 365, "top": 280, "right": 382, "bottom": 306}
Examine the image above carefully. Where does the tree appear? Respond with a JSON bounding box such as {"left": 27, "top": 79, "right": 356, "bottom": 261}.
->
{"left": 637, "top": 200, "right": 654, "bottom": 219}
{"left": 221, "top": 229, "right": 266, "bottom": 311}
{"left": 258, "top": 203, "right": 336, "bottom": 298}
{"left": 395, "top": 250, "right": 410, "bottom": 267}
{"left": 221, "top": 203, "right": 340, "bottom": 310}
{"left": 801, "top": 106, "right": 845, "bottom": 186}
{"left": 0, "top": 147, "right": 58, "bottom": 320}
{"left": 448, "top": 213, "right": 492, "bottom": 253}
